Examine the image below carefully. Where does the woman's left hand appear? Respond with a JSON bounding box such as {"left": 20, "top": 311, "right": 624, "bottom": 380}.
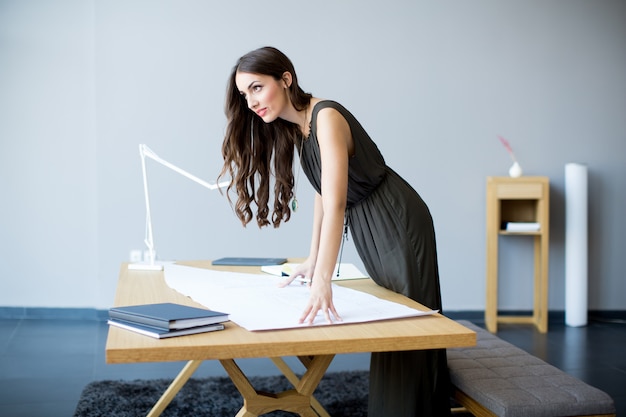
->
{"left": 299, "top": 279, "right": 342, "bottom": 325}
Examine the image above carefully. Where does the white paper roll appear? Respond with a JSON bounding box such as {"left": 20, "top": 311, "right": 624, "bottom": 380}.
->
{"left": 565, "top": 163, "right": 588, "bottom": 327}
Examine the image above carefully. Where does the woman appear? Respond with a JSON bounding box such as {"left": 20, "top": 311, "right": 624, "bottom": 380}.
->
{"left": 219, "top": 46, "right": 451, "bottom": 417}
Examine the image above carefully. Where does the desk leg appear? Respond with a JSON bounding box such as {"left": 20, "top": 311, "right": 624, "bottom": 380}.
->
{"left": 272, "top": 357, "right": 332, "bottom": 417}
{"left": 220, "top": 355, "right": 334, "bottom": 417}
{"left": 146, "top": 359, "right": 203, "bottom": 417}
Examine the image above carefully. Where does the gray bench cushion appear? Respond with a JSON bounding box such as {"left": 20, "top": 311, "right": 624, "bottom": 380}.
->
{"left": 448, "top": 320, "right": 616, "bottom": 417}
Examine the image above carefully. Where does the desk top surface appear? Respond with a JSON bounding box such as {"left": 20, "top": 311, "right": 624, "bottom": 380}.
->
{"left": 106, "top": 260, "right": 475, "bottom": 364}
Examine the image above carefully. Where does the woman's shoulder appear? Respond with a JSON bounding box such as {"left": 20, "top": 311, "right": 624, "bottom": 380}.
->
{"left": 312, "top": 99, "right": 345, "bottom": 113}
{"left": 311, "top": 99, "right": 354, "bottom": 127}
{"left": 311, "top": 100, "right": 354, "bottom": 123}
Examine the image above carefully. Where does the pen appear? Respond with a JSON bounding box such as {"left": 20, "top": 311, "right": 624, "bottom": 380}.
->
{"left": 295, "top": 277, "right": 311, "bottom": 284}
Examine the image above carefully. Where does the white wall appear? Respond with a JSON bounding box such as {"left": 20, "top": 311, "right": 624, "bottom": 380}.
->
{"left": 1, "top": 0, "right": 625, "bottom": 312}
{"left": 0, "top": 0, "right": 98, "bottom": 306}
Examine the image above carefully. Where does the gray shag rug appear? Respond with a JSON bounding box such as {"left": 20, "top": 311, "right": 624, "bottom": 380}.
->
{"left": 73, "top": 371, "right": 370, "bottom": 417}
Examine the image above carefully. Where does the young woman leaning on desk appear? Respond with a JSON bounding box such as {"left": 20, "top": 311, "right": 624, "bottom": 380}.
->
{"left": 218, "top": 46, "right": 450, "bottom": 417}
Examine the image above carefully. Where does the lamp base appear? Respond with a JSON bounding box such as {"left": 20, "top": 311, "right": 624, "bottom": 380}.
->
{"left": 128, "top": 262, "right": 165, "bottom": 271}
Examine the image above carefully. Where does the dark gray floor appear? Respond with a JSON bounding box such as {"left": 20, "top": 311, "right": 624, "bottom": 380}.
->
{"left": 0, "top": 316, "right": 623, "bottom": 417}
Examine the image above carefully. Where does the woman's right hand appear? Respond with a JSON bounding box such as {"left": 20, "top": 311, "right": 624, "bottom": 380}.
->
{"left": 277, "top": 258, "right": 315, "bottom": 287}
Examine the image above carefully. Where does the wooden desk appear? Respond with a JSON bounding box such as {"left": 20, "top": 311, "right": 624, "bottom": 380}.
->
{"left": 106, "top": 261, "right": 475, "bottom": 417}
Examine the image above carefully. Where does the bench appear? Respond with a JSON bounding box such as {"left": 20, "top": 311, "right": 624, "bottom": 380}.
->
{"left": 448, "top": 320, "right": 616, "bottom": 417}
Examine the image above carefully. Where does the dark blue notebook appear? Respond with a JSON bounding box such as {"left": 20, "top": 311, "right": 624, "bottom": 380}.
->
{"left": 108, "top": 318, "right": 225, "bottom": 339}
{"left": 109, "top": 303, "right": 229, "bottom": 330}
{"left": 211, "top": 257, "right": 287, "bottom": 266}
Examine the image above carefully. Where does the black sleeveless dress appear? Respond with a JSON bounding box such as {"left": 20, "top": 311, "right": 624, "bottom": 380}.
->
{"left": 299, "top": 100, "right": 451, "bottom": 417}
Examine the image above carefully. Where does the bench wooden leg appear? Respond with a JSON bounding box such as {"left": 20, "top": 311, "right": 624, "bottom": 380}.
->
{"left": 451, "top": 405, "right": 469, "bottom": 414}
{"left": 452, "top": 387, "right": 496, "bottom": 417}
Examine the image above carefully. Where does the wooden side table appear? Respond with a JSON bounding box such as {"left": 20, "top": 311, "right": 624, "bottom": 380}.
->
{"left": 485, "top": 176, "right": 550, "bottom": 333}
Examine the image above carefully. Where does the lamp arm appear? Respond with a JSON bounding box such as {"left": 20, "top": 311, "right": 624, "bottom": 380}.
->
{"left": 136, "top": 144, "right": 229, "bottom": 268}
{"left": 140, "top": 144, "right": 230, "bottom": 190}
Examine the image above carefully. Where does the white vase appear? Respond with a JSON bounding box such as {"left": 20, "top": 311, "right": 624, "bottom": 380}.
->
{"left": 509, "top": 161, "right": 523, "bottom": 178}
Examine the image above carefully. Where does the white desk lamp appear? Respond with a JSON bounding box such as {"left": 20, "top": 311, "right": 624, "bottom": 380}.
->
{"left": 128, "top": 144, "right": 229, "bottom": 271}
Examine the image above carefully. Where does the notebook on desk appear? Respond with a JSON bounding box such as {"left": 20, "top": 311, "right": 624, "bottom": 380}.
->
{"left": 211, "top": 257, "right": 288, "bottom": 266}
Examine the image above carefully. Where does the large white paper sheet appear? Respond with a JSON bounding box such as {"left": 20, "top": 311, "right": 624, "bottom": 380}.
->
{"left": 164, "top": 264, "right": 437, "bottom": 331}
{"left": 261, "top": 262, "right": 367, "bottom": 280}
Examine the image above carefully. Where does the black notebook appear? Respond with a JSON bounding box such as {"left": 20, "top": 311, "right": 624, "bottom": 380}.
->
{"left": 109, "top": 303, "right": 229, "bottom": 330}
{"left": 211, "top": 257, "right": 287, "bottom": 266}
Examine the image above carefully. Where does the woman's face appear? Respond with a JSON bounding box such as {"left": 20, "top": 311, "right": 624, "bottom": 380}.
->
{"left": 235, "top": 71, "right": 289, "bottom": 123}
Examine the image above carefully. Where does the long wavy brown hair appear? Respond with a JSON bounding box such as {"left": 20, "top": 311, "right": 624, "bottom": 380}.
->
{"left": 219, "top": 47, "right": 312, "bottom": 228}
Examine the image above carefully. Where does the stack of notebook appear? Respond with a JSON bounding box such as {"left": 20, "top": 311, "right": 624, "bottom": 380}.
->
{"left": 108, "top": 302, "right": 229, "bottom": 339}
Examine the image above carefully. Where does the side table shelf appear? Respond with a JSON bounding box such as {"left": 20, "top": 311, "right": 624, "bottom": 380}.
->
{"left": 486, "top": 176, "right": 550, "bottom": 333}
